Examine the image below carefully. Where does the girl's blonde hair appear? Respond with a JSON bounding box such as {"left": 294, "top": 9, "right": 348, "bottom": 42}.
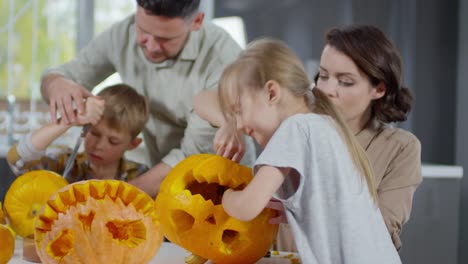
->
{"left": 218, "top": 38, "right": 377, "bottom": 201}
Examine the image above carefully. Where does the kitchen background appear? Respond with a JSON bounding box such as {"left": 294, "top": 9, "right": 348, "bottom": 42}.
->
{"left": 0, "top": 0, "right": 466, "bottom": 263}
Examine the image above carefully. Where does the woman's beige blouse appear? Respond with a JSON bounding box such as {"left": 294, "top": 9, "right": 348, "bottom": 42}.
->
{"left": 356, "top": 121, "right": 422, "bottom": 250}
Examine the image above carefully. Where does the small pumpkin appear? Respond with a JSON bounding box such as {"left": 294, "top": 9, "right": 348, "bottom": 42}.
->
{"left": 155, "top": 154, "right": 278, "bottom": 264}
{"left": 35, "top": 180, "right": 163, "bottom": 263}
{"left": 0, "top": 224, "right": 15, "bottom": 264}
{"left": 4, "top": 170, "right": 68, "bottom": 237}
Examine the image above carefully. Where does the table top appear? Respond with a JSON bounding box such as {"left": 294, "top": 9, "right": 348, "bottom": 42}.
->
{"left": 9, "top": 238, "right": 300, "bottom": 264}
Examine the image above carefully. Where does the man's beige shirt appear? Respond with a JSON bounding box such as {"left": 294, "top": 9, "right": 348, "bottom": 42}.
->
{"left": 43, "top": 14, "right": 255, "bottom": 167}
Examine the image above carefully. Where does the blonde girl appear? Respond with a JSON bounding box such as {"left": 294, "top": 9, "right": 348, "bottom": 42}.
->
{"left": 194, "top": 38, "right": 400, "bottom": 263}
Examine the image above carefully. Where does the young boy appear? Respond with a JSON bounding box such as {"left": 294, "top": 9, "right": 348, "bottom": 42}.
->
{"left": 6, "top": 84, "right": 150, "bottom": 183}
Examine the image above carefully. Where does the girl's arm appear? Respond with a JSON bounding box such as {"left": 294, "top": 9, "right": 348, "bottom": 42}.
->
{"left": 193, "top": 89, "right": 245, "bottom": 162}
{"left": 222, "top": 165, "right": 289, "bottom": 221}
{"left": 193, "top": 89, "right": 225, "bottom": 127}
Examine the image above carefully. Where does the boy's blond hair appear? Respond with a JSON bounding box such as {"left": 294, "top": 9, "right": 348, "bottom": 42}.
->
{"left": 97, "top": 84, "right": 149, "bottom": 139}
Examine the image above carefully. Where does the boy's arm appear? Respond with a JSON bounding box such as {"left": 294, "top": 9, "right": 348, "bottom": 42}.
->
{"left": 7, "top": 97, "right": 104, "bottom": 164}
{"left": 32, "top": 96, "right": 105, "bottom": 151}
{"left": 129, "top": 162, "right": 172, "bottom": 198}
{"left": 30, "top": 122, "right": 73, "bottom": 151}
{"left": 222, "top": 165, "right": 288, "bottom": 221}
{"left": 6, "top": 122, "right": 72, "bottom": 175}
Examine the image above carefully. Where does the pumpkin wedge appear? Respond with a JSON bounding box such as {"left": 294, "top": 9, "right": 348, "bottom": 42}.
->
{"left": 0, "top": 224, "right": 15, "bottom": 264}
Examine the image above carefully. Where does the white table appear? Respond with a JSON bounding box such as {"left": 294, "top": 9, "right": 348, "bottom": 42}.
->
{"left": 9, "top": 238, "right": 300, "bottom": 264}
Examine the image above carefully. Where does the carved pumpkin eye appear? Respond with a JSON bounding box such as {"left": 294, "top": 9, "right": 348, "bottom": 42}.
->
{"left": 35, "top": 180, "right": 163, "bottom": 263}
{"left": 156, "top": 154, "right": 278, "bottom": 264}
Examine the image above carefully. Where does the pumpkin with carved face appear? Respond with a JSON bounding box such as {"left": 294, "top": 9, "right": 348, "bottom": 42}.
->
{"left": 155, "top": 154, "right": 278, "bottom": 264}
{"left": 35, "top": 180, "right": 163, "bottom": 264}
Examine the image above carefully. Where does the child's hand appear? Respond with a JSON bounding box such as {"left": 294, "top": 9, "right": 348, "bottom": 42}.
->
{"left": 214, "top": 122, "right": 245, "bottom": 163}
{"left": 266, "top": 199, "right": 287, "bottom": 224}
{"left": 76, "top": 97, "right": 105, "bottom": 126}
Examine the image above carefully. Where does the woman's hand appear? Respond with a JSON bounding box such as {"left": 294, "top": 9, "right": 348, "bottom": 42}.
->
{"left": 214, "top": 122, "right": 245, "bottom": 163}
{"left": 266, "top": 199, "right": 287, "bottom": 224}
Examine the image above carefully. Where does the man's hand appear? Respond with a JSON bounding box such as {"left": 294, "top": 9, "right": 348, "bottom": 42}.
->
{"left": 214, "top": 123, "right": 245, "bottom": 163}
{"left": 266, "top": 199, "right": 287, "bottom": 224}
{"left": 42, "top": 75, "right": 93, "bottom": 124}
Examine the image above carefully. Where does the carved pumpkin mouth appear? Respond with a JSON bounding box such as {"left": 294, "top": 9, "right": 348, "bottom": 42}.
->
{"left": 186, "top": 181, "right": 227, "bottom": 206}
{"left": 186, "top": 179, "right": 246, "bottom": 206}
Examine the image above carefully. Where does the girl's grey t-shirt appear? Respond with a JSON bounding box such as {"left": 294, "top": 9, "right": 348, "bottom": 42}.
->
{"left": 255, "top": 114, "right": 401, "bottom": 264}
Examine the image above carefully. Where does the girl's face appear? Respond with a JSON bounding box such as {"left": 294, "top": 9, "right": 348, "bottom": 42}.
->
{"left": 317, "top": 45, "right": 384, "bottom": 125}
{"left": 235, "top": 88, "right": 282, "bottom": 149}
{"left": 84, "top": 120, "right": 137, "bottom": 168}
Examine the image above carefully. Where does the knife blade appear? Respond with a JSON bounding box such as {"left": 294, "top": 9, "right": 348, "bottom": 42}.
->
{"left": 62, "top": 125, "right": 89, "bottom": 181}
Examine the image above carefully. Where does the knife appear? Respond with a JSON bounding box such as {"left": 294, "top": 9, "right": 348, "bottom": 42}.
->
{"left": 62, "top": 125, "right": 89, "bottom": 181}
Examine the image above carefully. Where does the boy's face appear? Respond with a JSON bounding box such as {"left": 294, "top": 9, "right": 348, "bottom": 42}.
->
{"left": 84, "top": 120, "right": 137, "bottom": 167}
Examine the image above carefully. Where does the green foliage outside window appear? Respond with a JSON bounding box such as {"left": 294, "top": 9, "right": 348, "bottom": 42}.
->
{"left": 0, "top": 0, "right": 76, "bottom": 101}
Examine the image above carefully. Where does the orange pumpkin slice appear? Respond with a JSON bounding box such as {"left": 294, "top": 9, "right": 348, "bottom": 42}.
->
{"left": 0, "top": 201, "right": 6, "bottom": 224}
{"left": 35, "top": 180, "right": 163, "bottom": 264}
{"left": 4, "top": 170, "right": 68, "bottom": 237}
{"left": 0, "top": 224, "right": 15, "bottom": 264}
{"left": 156, "top": 154, "right": 278, "bottom": 264}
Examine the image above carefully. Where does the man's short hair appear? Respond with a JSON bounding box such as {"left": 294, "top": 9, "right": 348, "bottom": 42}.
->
{"left": 136, "top": 0, "right": 200, "bottom": 18}
{"left": 97, "top": 84, "right": 149, "bottom": 139}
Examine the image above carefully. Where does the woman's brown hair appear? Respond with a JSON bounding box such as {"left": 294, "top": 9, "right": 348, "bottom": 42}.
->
{"left": 325, "top": 25, "right": 413, "bottom": 123}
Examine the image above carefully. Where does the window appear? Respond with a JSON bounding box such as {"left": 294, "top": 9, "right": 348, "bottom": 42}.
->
{"left": 0, "top": 0, "right": 77, "bottom": 101}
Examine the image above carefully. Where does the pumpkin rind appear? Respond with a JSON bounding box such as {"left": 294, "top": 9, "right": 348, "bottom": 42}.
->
{"left": 35, "top": 180, "right": 163, "bottom": 264}
{"left": 156, "top": 154, "right": 278, "bottom": 264}
{"left": 4, "top": 170, "right": 68, "bottom": 237}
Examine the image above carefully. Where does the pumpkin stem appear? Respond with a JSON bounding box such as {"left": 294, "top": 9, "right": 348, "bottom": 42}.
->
{"left": 28, "top": 203, "right": 42, "bottom": 219}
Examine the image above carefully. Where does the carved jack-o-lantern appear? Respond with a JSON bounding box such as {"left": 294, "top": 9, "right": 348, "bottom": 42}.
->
{"left": 155, "top": 154, "right": 278, "bottom": 264}
{"left": 35, "top": 180, "right": 163, "bottom": 264}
